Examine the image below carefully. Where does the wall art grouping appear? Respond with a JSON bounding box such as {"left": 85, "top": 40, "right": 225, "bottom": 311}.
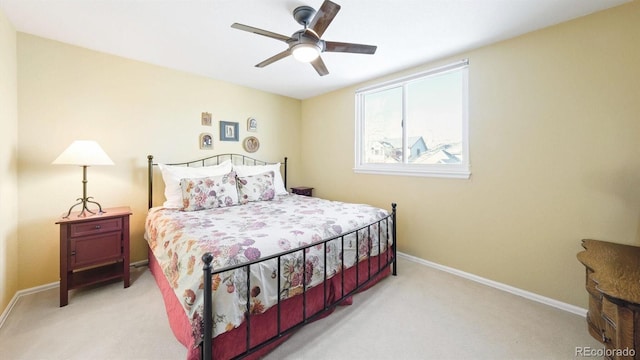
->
{"left": 199, "top": 114, "right": 259, "bottom": 151}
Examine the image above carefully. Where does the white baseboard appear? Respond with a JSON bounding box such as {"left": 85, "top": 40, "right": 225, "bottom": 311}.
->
{"left": 0, "top": 281, "right": 59, "bottom": 329}
{"left": 397, "top": 252, "right": 588, "bottom": 317}
{"left": 0, "top": 260, "right": 150, "bottom": 329}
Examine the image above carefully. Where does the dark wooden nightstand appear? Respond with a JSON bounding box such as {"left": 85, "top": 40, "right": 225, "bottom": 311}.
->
{"left": 291, "top": 186, "right": 314, "bottom": 197}
{"left": 56, "top": 206, "right": 132, "bottom": 306}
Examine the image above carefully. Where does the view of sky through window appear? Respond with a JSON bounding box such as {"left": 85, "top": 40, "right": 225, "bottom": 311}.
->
{"left": 363, "top": 69, "right": 464, "bottom": 165}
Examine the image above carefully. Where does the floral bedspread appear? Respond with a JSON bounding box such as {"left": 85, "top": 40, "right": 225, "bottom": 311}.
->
{"left": 145, "top": 194, "right": 393, "bottom": 341}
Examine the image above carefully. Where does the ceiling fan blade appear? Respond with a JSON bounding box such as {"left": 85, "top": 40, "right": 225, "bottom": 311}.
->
{"left": 311, "top": 56, "right": 329, "bottom": 76}
{"left": 231, "top": 23, "right": 291, "bottom": 42}
{"left": 308, "top": 0, "right": 341, "bottom": 38}
{"left": 256, "top": 50, "right": 292, "bottom": 68}
{"left": 324, "top": 41, "right": 377, "bottom": 54}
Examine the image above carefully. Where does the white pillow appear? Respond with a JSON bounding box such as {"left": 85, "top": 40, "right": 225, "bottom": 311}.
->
{"left": 232, "top": 163, "right": 287, "bottom": 195}
{"left": 158, "top": 160, "right": 233, "bottom": 208}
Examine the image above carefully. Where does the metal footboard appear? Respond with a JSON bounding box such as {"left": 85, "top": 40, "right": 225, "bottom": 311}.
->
{"left": 200, "top": 203, "right": 397, "bottom": 359}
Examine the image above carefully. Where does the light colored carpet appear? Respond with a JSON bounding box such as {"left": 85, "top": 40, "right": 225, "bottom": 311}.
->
{"left": 0, "top": 257, "right": 600, "bottom": 359}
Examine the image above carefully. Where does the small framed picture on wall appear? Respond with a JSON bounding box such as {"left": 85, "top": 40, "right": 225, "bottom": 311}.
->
{"left": 201, "top": 112, "right": 212, "bottom": 126}
{"left": 199, "top": 133, "right": 213, "bottom": 149}
{"left": 247, "top": 117, "right": 258, "bottom": 132}
{"left": 220, "top": 121, "right": 239, "bottom": 141}
{"left": 243, "top": 136, "right": 260, "bottom": 153}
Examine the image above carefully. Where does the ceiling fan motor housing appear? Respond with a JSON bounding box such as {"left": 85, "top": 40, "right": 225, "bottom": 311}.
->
{"left": 293, "top": 5, "right": 316, "bottom": 26}
{"left": 289, "top": 30, "right": 323, "bottom": 50}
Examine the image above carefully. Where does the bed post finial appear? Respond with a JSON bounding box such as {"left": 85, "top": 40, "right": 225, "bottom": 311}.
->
{"left": 391, "top": 203, "right": 397, "bottom": 276}
{"left": 283, "top": 157, "right": 288, "bottom": 190}
{"left": 201, "top": 252, "right": 213, "bottom": 360}
{"left": 148, "top": 155, "right": 154, "bottom": 209}
{"left": 202, "top": 252, "right": 213, "bottom": 267}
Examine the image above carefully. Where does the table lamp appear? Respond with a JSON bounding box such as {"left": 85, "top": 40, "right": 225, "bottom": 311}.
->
{"left": 52, "top": 140, "right": 114, "bottom": 218}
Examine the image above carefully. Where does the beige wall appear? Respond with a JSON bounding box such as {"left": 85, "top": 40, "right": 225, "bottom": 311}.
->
{"left": 16, "top": 34, "right": 301, "bottom": 289}
{"left": 0, "top": 8, "right": 18, "bottom": 312}
{"left": 300, "top": 1, "right": 640, "bottom": 308}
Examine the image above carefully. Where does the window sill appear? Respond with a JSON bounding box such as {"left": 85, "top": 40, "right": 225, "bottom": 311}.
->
{"left": 353, "top": 165, "right": 471, "bottom": 179}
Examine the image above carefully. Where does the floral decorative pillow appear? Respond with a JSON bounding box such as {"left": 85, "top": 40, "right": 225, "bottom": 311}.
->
{"left": 158, "top": 160, "right": 233, "bottom": 208}
{"left": 180, "top": 171, "right": 239, "bottom": 211}
{"left": 233, "top": 163, "right": 287, "bottom": 195}
{"left": 237, "top": 171, "right": 276, "bottom": 204}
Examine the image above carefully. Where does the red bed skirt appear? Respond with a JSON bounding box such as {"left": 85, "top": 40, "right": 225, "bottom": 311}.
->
{"left": 148, "top": 248, "right": 391, "bottom": 360}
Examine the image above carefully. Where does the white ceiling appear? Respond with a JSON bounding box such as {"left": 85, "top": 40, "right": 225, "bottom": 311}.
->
{"left": 0, "top": 0, "right": 630, "bottom": 99}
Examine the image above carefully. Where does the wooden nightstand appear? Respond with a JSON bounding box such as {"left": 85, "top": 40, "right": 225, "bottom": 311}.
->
{"left": 577, "top": 239, "right": 640, "bottom": 355}
{"left": 56, "top": 206, "right": 132, "bottom": 306}
{"left": 291, "top": 186, "right": 314, "bottom": 197}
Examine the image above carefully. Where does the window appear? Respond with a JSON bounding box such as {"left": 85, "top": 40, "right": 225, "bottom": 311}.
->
{"left": 355, "top": 60, "right": 469, "bottom": 179}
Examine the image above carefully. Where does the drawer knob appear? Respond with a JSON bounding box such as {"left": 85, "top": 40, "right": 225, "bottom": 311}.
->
{"left": 95, "top": 225, "right": 101, "bottom": 230}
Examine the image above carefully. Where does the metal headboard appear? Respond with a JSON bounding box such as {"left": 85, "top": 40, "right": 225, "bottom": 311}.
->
{"left": 147, "top": 154, "right": 288, "bottom": 209}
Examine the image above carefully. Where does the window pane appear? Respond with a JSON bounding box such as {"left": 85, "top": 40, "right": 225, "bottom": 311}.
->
{"left": 363, "top": 86, "right": 403, "bottom": 164}
{"left": 407, "top": 70, "right": 463, "bottom": 164}
{"left": 355, "top": 59, "right": 469, "bottom": 179}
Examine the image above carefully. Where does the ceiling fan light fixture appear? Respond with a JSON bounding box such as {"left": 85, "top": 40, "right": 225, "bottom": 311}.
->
{"left": 232, "top": 1, "right": 374, "bottom": 75}
{"left": 292, "top": 43, "right": 321, "bottom": 63}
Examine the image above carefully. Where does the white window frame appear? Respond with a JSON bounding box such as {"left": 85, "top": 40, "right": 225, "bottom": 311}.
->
{"left": 354, "top": 59, "right": 470, "bottom": 179}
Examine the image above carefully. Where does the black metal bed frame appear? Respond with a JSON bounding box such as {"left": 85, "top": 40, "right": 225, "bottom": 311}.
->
{"left": 147, "top": 154, "right": 397, "bottom": 359}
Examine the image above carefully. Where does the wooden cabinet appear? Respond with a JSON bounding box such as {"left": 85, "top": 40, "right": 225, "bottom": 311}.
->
{"left": 56, "top": 206, "right": 131, "bottom": 306}
{"left": 291, "top": 186, "right": 313, "bottom": 197}
{"left": 577, "top": 239, "right": 640, "bottom": 359}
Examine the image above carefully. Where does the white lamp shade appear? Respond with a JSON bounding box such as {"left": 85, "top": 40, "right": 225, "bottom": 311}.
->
{"left": 292, "top": 43, "right": 321, "bottom": 62}
{"left": 52, "top": 140, "right": 114, "bottom": 166}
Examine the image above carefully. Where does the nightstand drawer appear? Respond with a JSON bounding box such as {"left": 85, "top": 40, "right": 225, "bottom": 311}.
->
{"left": 70, "top": 217, "right": 122, "bottom": 237}
{"left": 70, "top": 232, "right": 122, "bottom": 269}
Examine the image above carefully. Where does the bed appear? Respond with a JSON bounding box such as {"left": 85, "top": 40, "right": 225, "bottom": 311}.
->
{"left": 145, "top": 154, "right": 397, "bottom": 359}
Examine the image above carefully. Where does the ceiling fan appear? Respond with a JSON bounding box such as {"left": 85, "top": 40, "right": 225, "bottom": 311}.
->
{"left": 231, "top": 0, "right": 377, "bottom": 76}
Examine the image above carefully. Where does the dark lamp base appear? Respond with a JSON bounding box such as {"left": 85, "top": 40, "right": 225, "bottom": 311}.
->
{"left": 63, "top": 197, "right": 105, "bottom": 218}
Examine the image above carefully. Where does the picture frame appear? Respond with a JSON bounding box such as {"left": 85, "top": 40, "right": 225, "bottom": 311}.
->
{"left": 247, "top": 117, "right": 258, "bottom": 132}
{"left": 201, "top": 112, "right": 212, "bottom": 126}
{"left": 243, "top": 136, "right": 260, "bottom": 153}
{"left": 199, "top": 133, "right": 213, "bottom": 149}
{"left": 219, "top": 121, "right": 239, "bottom": 141}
